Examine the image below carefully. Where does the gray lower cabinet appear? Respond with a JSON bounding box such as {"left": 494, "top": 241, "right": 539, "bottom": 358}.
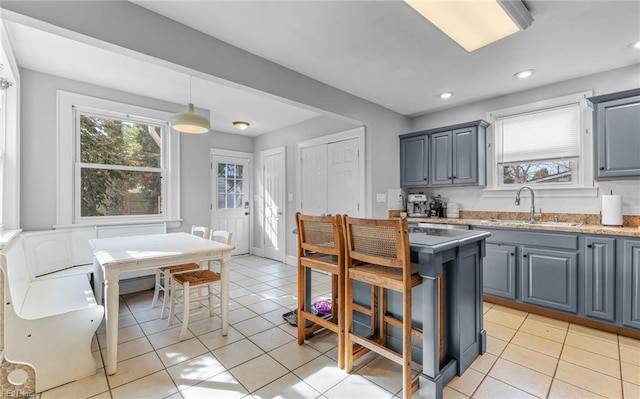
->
{"left": 585, "top": 236, "right": 616, "bottom": 322}
{"left": 521, "top": 247, "right": 578, "bottom": 313}
{"left": 483, "top": 243, "right": 517, "bottom": 299}
{"left": 588, "top": 89, "right": 640, "bottom": 180}
{"left": 622, "top": 239, "right": 640, "bottom": 329}
{"left": 400, "top": 134, "right": 429, "bottom": 187}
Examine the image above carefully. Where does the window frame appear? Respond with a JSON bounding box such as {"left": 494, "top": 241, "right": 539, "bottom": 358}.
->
{"left": 0, "top": 19, "right": 20, "bottom": 236}
{"left": 485, "top": 91, "right": 598, "bottom": 198}
{"left": 57, "top": 91, "right": 181, "bottom": 227}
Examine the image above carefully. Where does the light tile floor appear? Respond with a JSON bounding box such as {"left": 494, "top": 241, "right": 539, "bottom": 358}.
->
{"left": 38, "top": 255, "right": 640, "bottom": 399}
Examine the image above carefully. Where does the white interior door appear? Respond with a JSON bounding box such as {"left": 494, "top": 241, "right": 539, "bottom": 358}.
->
{"left": 211, "top": 151, "right": 251, "bottom": 255}
{"left": 327, "top": 138, "right": 359, "bottom": 216}
{"left": 261, "top": 147, "right": 285, "bottom": 262}
{"left": 300, "top": 144, "right": 328, "bottom": 215}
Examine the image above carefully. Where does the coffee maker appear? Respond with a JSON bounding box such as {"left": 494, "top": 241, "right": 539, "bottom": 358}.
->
{"left": 407, "top": 194, "right": 428, "bottom": 216}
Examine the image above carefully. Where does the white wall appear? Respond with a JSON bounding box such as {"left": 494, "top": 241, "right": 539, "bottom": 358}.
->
{"left": 19, "top": 69, "right": 253, "bottom": 230}
{"left": 409, "top": 64, "right": 640, "bottom": 217}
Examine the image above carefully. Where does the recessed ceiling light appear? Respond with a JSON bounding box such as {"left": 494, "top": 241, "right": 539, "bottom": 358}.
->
{"left": 631, "top": 40, "right": 640, "bottom": 49}
{"left": 233, "top": 121, "right": 250, "bottom": 130}
{"left": 439, "top": 92, "right": 454, "bottom": 99}
{"left": 514, "top": 69, "right": 535, "bottom": 79}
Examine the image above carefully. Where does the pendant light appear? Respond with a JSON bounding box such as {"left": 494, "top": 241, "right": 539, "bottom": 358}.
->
{"left": 171, "top": 76, "right": 210, "bottom": 134}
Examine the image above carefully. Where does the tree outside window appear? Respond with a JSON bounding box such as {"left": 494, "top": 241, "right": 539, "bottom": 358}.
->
{"left": 78, "top": 114, "right": 163, "bottom": 217}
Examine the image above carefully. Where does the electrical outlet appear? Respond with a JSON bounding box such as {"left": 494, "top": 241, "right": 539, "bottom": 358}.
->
{"left": 376, "top": 193, "right": 386, "bottom": 203}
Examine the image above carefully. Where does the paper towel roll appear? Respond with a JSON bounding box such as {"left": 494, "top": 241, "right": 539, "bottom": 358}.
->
{"left": 602, "top": 195, "right": 623, "bottom": 226}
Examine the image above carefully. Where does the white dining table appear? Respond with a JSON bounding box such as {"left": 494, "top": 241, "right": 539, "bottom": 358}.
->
{"left": 90, "top": 232, "right": 234, "bottom": 375}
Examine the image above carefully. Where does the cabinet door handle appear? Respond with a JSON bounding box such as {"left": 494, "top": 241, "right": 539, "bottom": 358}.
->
{"left": 599, "top": 167, "right": 605, "bottom": 170}
{"left": 453, "top": 176, "right": 457, "bottom": 178}
{"left": 523, "top": 254, "right": 528, "bottom": 258}
{"left": 510, "top": 253, "right": 514, "bottom": 256}
{"left": 587, "top": 244, "right": 593, "bottom": 248}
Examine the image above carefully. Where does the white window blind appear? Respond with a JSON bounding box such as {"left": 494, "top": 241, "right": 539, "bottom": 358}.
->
{"left": 497, "top": 104, "right": 580, "bottom": 163}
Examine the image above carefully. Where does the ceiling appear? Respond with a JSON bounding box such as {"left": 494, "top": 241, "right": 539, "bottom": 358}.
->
{"left": 4, "top": 1, "right": 640, "bottom": 135}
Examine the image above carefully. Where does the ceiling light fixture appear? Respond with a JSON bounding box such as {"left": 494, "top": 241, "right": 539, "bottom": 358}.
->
{"left": 404, "top": 0, "right": 534, "bottom": 52}
{"left": 514, "top": 69, "right": 535, "bottom": 79}
{"left": 439, "top": 92, "right": 454, "bottom": 99}
{"left": 631, "top": 40, "right": 640, "bottom": 49}
{"left": 233, "top": 121, "right": 250, "bottom": 130}
{"left": 170, "top": 76, "right": 210, "bottom": 134}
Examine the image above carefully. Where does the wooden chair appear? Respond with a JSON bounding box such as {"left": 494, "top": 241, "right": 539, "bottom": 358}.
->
{"left": 296, "top": 212, "right": 346, "bottom": 369}
{"left": 343, "top": 216, "right": 422, "bottom": 399}
{"left": 152, "top": 225, "right": 208, "bottom": 318}
{"left": 167, "top": 265, "right": 221, "bottom": 341}
{"left": 166, "top": 229, "right": 232, "bottom": 341}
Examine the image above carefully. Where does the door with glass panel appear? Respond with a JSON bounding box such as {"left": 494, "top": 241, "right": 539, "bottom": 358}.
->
{"left": 211, "top": 151, "right": 251, "bottom": 255}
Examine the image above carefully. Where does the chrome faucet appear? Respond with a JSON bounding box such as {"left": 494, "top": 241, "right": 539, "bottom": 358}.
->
{"left": 515, "top": 185, "right": 536, "bottom": 223}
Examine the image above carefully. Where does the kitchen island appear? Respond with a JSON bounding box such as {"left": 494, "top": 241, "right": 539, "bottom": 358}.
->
{"left": 409, "top": 226, "right": 490, "bottom": 399}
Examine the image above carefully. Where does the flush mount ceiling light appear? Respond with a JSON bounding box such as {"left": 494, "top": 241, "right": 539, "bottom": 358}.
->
{"left": 631, "top": 40, "right": 640, "bottom": 49}
{"left": 233, "top": 121, "right": 250, "bottom": 130}
{"left": 404, "top": 0, "right": 534, "bottom": 52}
{"left": 439, "top": 91, "right": 454, "bottom": 99}
{"left": 514, "top": 69, "right": 535, "bottom": 79}
{"left": 170, "top": 76, "right": 210, "bottom": 134}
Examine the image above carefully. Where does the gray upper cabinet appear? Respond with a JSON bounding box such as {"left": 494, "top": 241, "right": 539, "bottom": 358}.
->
{"left": 622, "top": 239, "right": 640, "bottom": 329}
{"left": 585, "top": 236, "right": 616, "bottom": 322}
{"left": 399, "top": 120, "right": 488, "bottom": 188}
{"left": 400, "top": 134, "right": 429, "bottom": 187}
{"left": 589, "top": 88, "right": 640, "bottom": 180}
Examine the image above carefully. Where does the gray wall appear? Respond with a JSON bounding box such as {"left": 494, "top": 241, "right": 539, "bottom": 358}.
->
{"left": 409, "top": 64, "right": 640, "bottom": 217}
{"left": 4, "top": 0, "right": 411, "bottom": 234}
{"left": 19, "top": 69, "right": 253, "bottom": 230}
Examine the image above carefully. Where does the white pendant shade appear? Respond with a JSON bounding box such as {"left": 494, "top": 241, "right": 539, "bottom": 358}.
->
{"left": 170, "top": 103, "right": 210, "bottom": 134}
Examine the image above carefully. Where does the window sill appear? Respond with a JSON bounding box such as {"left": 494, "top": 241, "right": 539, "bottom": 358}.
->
{"left": 483, "top": 186, "right": 599, "bottom": 198}
{"left": 53, "top": 218, "right": 183, "bottom": 230}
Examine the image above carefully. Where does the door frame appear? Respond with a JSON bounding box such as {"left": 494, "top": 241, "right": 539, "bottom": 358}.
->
{"left": 258, "top": 146, "right": 286, "bottom": 261}
{"left": 210, "top": 148, "right": 253, "bottom": 255}
{"left": 296, "top": 126, "right": 365, "bottom": 217}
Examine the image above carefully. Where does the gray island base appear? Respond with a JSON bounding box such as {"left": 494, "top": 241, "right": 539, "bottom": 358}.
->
{"left": 411, "top": 227, "right": 490, "bottom": 399}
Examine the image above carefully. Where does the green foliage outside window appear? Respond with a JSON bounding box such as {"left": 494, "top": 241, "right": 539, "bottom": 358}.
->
{"left": 79, "top": 115, "right": 163, "bottom": 217}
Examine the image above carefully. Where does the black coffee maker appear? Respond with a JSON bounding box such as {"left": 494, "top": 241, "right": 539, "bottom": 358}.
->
{"left": 429, "top": 195, "right": 445, "bottom": 217}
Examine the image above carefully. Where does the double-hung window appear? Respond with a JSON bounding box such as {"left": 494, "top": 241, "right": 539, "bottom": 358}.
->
{"left": 57, "top": 91, "right": 180, "bottom": 227}
{"left": 76, "top": 110, "right": 165, "bottom": 219}
{"left": 488, "top": 92, "right": 594, "bottom": 193}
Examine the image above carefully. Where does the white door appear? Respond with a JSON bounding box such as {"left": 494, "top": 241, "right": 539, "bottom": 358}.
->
{"left": 300, "top": 144, "right": 328, "bottom": 215}
{"left": 300, "top": 137, "right": 361, "bottom": 217}
{"left": 261, "top": 147, "right": 286, "bottom": 262}
{"left": 327, "top": 138, "right": 360, "bottom": 216}
{"left": 211, "top": 151, "right": 251, "bottom": 255}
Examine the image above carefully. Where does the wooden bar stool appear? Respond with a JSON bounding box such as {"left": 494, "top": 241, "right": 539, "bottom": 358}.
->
{"left": 152, "top": 225, "right": 209, "bottom": 318}
{"left": 296, "top": 212, "right": 346, "bottom": 369}
{"left": 343, "top": 216, "right": 422, "bottom": 399}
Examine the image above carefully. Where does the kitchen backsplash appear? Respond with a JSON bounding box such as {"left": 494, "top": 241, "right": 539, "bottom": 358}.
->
{"left": 404, "top": 180, "right": 640, "bottom": 220}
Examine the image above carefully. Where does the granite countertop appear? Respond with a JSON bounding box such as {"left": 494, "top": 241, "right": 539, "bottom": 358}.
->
{"left": 405, "top": 216, "right": 640, "bottom": 238}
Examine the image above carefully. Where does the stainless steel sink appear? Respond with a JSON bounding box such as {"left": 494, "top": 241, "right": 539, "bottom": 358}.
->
{"left": 485, "top": 219, "right": 582, "bottom": 227}
{"left": 537, "top": 221, "right": 583, "bottom": 227}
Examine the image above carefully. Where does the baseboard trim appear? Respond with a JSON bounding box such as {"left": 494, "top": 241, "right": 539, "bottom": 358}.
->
{"left": 285, "top": 255, "right": 297, "bottom": 266}
{"left": 484, "top": 295, "right": 640, "bottom": 340}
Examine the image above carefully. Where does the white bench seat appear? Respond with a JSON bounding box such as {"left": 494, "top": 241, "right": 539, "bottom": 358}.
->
{"left": 1, "top": 234, "right": 104, "bottom": 393}
{"left": 20, "top": 275, "right": 98, "bottom": 320}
